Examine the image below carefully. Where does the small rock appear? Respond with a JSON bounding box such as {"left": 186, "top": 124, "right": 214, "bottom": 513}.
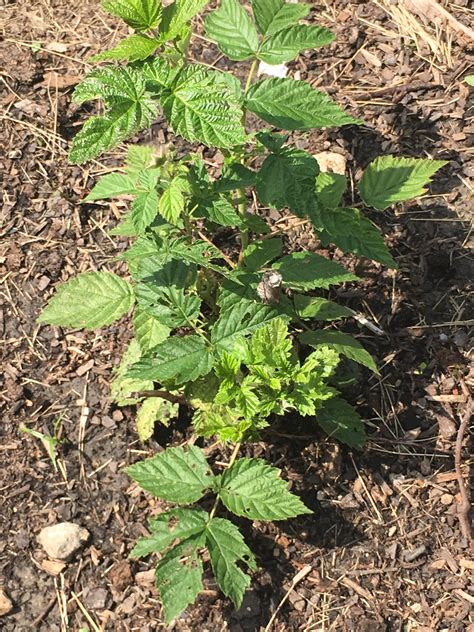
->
{"left": 313, "top": 151, "right": 347, "bottom": 175}
{"left": 437, "top": 415, "right": 456, "bottom": 439}
{"left": 293, "top": 598, "right": 305, "bottom": 612}
{"left": 38, "top": 522, "right": 89, "bottom": 561}
{"left": 83, "top": 587, "right": 108, "bottom": 610}
{"left": 0, "top": 589, "right": 13, "bottom": 616}
{"left": 440, "top": 493, "right": 454, "bottom": 506}
{"left": 37, "top": 275, "right": 51, "bottom": 291}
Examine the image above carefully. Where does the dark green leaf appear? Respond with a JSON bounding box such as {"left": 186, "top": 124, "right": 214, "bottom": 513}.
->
{"left": 315, "top": 171, "right": 346, "bottom": 208}
{"left": 273, "top": 252, "right": 358, "bottom": 290}
{"left": 243, "top": 238, "right": 283, "bottom": 271}
{"left": 258, "top": 25, "right": 334, "bottom": 64}
{"left": 300, "top": 330, "right": 378, "bottom": 372}
{"left": 102, "top": 0, "right": 163, "bottom": 30}
{"left": 293, "top": 295, "right": 352, "bottom": 321}
{"left": 317, "top": 397, "right": 366, "bottom": 448}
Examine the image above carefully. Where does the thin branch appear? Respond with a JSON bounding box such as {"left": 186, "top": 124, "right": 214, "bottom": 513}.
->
{"left": 455, "top": 388, "right": 472, "bottom": 546}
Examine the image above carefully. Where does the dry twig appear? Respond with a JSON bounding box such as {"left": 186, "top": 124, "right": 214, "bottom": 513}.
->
{"left": 455, "top": 386, "right": 472, "bottom": 547}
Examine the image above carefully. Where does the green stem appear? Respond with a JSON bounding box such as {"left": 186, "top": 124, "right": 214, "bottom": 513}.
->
{"left": 244, "top": 58, "right": 258, "bottom": 94}
{"left": 208, "top": 442, "right": 241, "bottom": 520}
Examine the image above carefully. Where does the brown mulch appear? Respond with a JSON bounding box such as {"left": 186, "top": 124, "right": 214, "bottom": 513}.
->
{"left": 1, "top": 1, "right": 473, "bottom": 630}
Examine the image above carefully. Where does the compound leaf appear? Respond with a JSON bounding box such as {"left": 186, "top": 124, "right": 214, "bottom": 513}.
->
{"left": 258, "top": 25, "right": 334, "bottom": 64}
{"left": 246, "top": 77, "right": 361, "bottom": 130}
{"left": 206, "top": 518, "right": 256, "bottom": 607}
{"left": 358, "top": 155, "right": 447, "bottom": 210}
{"left": 102, "top": 0, "right": 163, "bottom": 30}
{"left": 38, "top": 272, "right": 134, "bottom": 329}
{"left": 317, "top": 397, "right": 366, "bottom": 448}
{"left": 127, "top": 445, "right": 215, "bottom": 503}
{"left": 300, "top": 330, "right": 378, "bottom": 373}
{"left": 219, "top": 458, "right": 312, "bottom": 520}
{"left": 256, "top": 146, "right": 319, "bottom": 217}
{"left": 315, "top": 207, "right": 397, "bottom": 268}
{"left": 205, "top": 0, "right": 259, "bottom": 61}
{"left": 273, "top": 252, "right": 358, "bottom": 290}
{"left": 128, "top": 335, "right": 214, "bottom": 384}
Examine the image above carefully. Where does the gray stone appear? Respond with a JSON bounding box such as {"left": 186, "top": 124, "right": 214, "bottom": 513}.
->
{"left": 38, "top": 522, "right": 89, "bottom": 561}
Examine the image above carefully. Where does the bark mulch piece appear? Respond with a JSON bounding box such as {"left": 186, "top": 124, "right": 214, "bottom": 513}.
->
{"left": 1, "top": 1, "right": 472, "bottom": 630}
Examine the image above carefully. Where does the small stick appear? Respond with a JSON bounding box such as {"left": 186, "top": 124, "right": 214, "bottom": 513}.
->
{"left": 264, "top": 565, "right": 311, "bottom": 631}
{"left": 454, "top": 389, "right": 472, "bottom": 546}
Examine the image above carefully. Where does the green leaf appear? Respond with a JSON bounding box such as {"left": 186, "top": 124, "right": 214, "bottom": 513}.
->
{"left": 136, "top": 397, "right": 179, "bottom": 441}
{"left": 211, "top": 302, "right": 283, "bottom": 352}
{"left": 163, "top": 65, "right": 246, "bottom": 148}
{"left": 265, "top": 3, "right": 310, "bottom": 36}
{"left": 205, "top": 0, "right": 259, "bottom": 61}
{"left": 465, "top": 75, "right": 474, "bottom": 86}
{"left": 201, "top": 196, "right": 243, "bottom": 227}
{"left": 162, "top": 237, "right": 229, "bottom": 275}
{"left": 131, "top": 189, "right": 159, "bottom": 233}
{"left": 38, "top": 272, "right": 134, "bottom": 329}
{"left": 162, "top": 0, "right": 209, "bottom": 40}
{"left": 128, "top": 335, "right": 214, "bottom": 384}
{"left": 315, "top": 207, "right": 397, "bottom": 268}
{"left": 317, "top": 397, "right": 366, "bottom": 448}
{"left": 141, "top": 57, "right": 180, "bottom": 91}
{"left": 213, "top": 163, "right": 257, "bottom": 193}
{"left": 315, "top": 171, "right": 346, "bottom": 208}
{"left": 273, "top": 252, "right": 358, "bottom": 290}
{"left": 159, "top": 180, "right": 185, "bottom": 225}
{"left": 155, "top": 534, "right": 205, "bottom": 623}
{"left": 256, "top": 130, "right": 288, "bottom": 151}
{"left": 134, "top": 307, "right": 171, "bottom": 353}
{"left": 243, "top": 238, "right": 283, "bottom": 271}
{"left": 84, "top": 172, "right": 137, "bottom": 202}
{"left": 258, "top": 25, "right": 334, "bottom": 64}
{"left": 127, "top": 445, "right": 215, "bottom": 503}
{"left": 256, "top": 146, "right": 319, "bottom": 217}
{"left": 219, "top": 458, "right": 311, "bottom": 520}
{"left": 206, "top": 518, "right": 256, "bottom": 607}
{"left": 102, "top": 0, "right": 162, "bottom": 30}
{"left": 147, "top": 288, "right": 201, "bottom": 329}
{"left": 125, "top": 145, "right": 155, "bottom": 175}
{"left": 131, "top": 508, "right": 208, "bottom": 557}
{"left": 246, "top": 78, "right": 361, "bottom": 130}
{"left": 358, "top": 155, "right": 447, "bottom": 210}
{"left": 70, "top": 67, "right": 158, "bottom": 164}
{"left": 110, "top": 339, "right": 154, "bottom": 405}
{"left": 300, "top": 330, "right": 378, "bottom": 373}
{"left": 92, "top": 34, "right": 160, "bottom": 62}
{"left": 293, "top": 295, "right": 352, "bottom": 321}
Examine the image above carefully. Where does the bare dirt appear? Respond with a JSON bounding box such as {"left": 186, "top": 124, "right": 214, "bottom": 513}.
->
{"left": 1, "top": 1, "right": 473, "bottom": 630}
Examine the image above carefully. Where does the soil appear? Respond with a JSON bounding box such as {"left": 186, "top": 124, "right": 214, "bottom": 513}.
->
{"left": 1, "top": 1, "right": 473, "bottom": 631}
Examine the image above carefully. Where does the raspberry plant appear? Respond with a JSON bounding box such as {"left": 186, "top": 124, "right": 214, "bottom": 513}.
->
{"left": 39, "top": 0, "right": 446, "bottom": 620}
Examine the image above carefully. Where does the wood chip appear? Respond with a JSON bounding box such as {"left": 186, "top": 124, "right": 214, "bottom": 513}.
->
{"left": 340, "top": 577, "right": 373, "bottom": 601}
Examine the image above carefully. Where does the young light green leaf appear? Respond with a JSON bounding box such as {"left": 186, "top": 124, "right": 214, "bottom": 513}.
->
{"left": 317, "top": 397, "right": 366, "bottom": 448}
{"left": 70, "top": 67, "right": 157, "bottom": 164}
{"left": 127, "top": 445, "right": 215, "bottom": 503}
{"left": 246, "top": 78, "right": 361, "bottom": 130}
{"left": 211, "top": 302, "right": 283, "bottom": 352}
{"left": 162, "top": 0, "right": 209, "bottom": 40}
{"left": 134, "top": 307, "right": 171, "bottom": 353}
{"left": 110, "top": 339, "right": 154, "bottom": 406}
{"left": 155, "top": 534, "right": 205, "bottom": 623}
{"left": 131, "top": 189, "right": 159, "bottom": 233}
{"left": 102, "top": 0, "right": 163, "bottom": 30}
{"left": 315, "top": 171, "right": 346, "bottom": 208}
{"left": 300, "top": 330, "right": 378, "bottom": 373}
{"left": 163, "top": 65, "right": 246, "bottom": 148}
{"left": 293, "top": 295, "right": 352, "bottom": 321}
{"left": 38, "top": 272, "right": 134, "bottom": 329}
{"left": 465, "top": 75, "right": 474, "bottom": 86}
{"left": 206, "top": 518, "right": 256, "bottom": 607}
{"left": 258, "top": 25, "right": 334, "bottom": 64}
{"left": 243, "top": 238, "right": 283, "bottom": 271}
{"left": 358, "top": 156, "right": 447, "bottom": 210}
{"left": 136, "top": 397, "right": 179, "bottom": 441}
{"left": 315, "top": 207, "right": 397, "bottom": 268}
{"left": 128, "top": 335, "right": 214, "bottom": 384}
{"left": 219, "top": 458, "right": 312, "bottom": 520}
{"left": 273, "top": 252, "right": 358, "bottom": 290}
{"left": 205, "top": 0, "right": 259, "bottom": 61}
{"left": 159, "top": 180, "right": 185, "bottom": 225}
{"left": 256, "top": 146, "right": 319, "bottom": 217}
{"left": 131, "top": 508, "right": 208, "bottom": 558}
{"left": 125, "top": 145, "right": 155, "bottom": 175}
{"left": 84, "top": 172, "right": 137, "bottom": 202}
{"left": 91, "top": 34, "right": 160, "bottom": 62}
